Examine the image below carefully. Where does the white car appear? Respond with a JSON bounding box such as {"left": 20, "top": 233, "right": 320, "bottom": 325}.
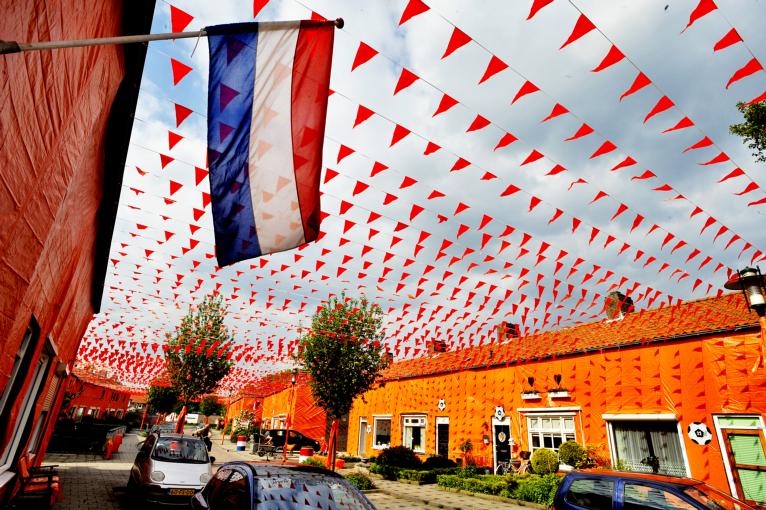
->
{"left": 128, "top": 432, "right": 214, "bottom": 505}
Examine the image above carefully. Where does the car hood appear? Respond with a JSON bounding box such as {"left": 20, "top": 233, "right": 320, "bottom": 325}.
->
{"left": 151, "top": 459, "right": 211, "bottom": 487}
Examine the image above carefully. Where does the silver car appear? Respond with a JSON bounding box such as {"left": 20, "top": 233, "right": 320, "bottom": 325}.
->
{"left": 129, "top": 432, "right": 215, "bottom": 505}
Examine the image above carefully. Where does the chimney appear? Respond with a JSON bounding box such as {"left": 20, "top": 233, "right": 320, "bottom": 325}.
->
{"left": 605, "top": 291, "right": 634, "bottom": 319}
{"left": 496, "top": 322, "right": 520, "bottom": 342}
{"left": 429, "top": 339, "right": 447, "bottom": 354}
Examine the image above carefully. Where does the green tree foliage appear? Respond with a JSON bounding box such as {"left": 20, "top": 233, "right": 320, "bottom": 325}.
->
{"left": 147, "top": 384, "right": 179, "bottom": 414}
{"left": 297, "top": 295, "right": 389, "bottom": 420}
{"left": 530, "top": 448, "right": 559, "bottom": 474}
{"left": 199, "top": 395, "right": 224, "bottom": 417}
{"left": 730, "top": 101, "right": 766, "bottom": 162}
{"left": 558, "top": 440, "right": 586, "bottom": 468}
{"left": 165, "top": 295, "right": 235, "bottom": 405}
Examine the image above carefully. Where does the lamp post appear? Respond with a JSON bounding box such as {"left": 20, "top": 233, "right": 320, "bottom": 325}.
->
{"left": 724, "top": 266, "right": 766, "bottom": 370}
{"left": 282, "top": 368, "right": 298, "bottom": 462}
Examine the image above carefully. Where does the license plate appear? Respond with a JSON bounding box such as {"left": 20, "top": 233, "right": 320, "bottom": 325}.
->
{"left": 169, "top": 489, "right": 196, "bottom": 496}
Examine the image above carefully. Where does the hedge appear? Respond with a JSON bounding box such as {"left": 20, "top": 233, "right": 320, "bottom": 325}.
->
{"left": 437, "top": 473, "right": 562, "bottom": 506}
{"left": 369, "top": 463, "right": 456, "bottom": 483}
{"left": 345, "top": 473, "right": 375, "bottom": 491}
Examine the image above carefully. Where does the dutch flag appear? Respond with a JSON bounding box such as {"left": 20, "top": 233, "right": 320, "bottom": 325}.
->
{"left": 206, "top": 21, "right": 335, "bottom": 267}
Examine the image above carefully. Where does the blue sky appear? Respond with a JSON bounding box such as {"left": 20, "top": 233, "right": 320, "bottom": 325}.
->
{"left": 77, "top": 0, "right": 766, "bottom": 390}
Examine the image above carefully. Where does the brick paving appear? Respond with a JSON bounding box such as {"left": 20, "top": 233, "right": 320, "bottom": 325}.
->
{"left": 41, "top": 430, "right": 528, "bottom": 510}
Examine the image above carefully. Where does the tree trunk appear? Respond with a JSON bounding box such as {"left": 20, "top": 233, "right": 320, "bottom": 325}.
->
{"left": 175, "top": 405, "right": 187, "bottom": 433}
{"left": 325, "top": 418, "right": 339, "bottom": 472}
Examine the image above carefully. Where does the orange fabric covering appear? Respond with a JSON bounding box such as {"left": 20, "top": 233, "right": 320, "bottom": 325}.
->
{"left": 384, "top": 293, "right": 758, "bottom": 380}
{"left": 262, "top": 384, "right": 327, "bottom": 442}
{"left": 346, "top": 294, "right": 765, "bottom": 497}
{"left": 0, "top": 0, "right": 139, "bottom": 490}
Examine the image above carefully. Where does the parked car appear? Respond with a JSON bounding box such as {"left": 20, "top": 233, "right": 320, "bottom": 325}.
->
{"left": 262, "top": 428, "right": 321, "bottom": 452}
{"left": 185, "top": 413, "right": 200, "bottom": 425}
{"left": 191, "top": 462, "right": 376, "bottom": 510}
{"left": 552, "top": 470, "right": 754, "bottom": 510}
{"left": 128, "top": 432, "right": 215, "bottom": 505}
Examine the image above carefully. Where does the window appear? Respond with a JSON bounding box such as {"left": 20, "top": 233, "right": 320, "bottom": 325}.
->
{"left": 623, "top": 483, "right": 695, "bottom": 510}
{"left": 402, "top": 415, "right": 426, "bottom": 453}
{"left": 565, "top": 478, "right": 614, "bottom": 509}
{"left": 88, "top": 407, "right": 100, "bottom": 417}
{"left": 610, "top": 421, "right": 687, "bottom": 477}
{"left": 715, "top": 415, "right": 766, "bottom": 507}
{"left": 116, "top": 410, "right": 123, "bottom": 419}
{"left": 210, "top": 469, "right": 247, "bottom": 510}
{"left": 0, "top": 320, "right": 40, "bottom": 427}
{"left": 373, "top": 417, "right": 391, "bottom": 449}
{"left": 0, "top": 334, "right": 53, "bottom": 474}
{"left": 527, "top": 415, "right": 576, "bottom": 452}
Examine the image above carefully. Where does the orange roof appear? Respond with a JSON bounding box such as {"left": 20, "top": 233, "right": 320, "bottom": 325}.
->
{"left": 383, "top": 293, "right": 758, "bottom": 380}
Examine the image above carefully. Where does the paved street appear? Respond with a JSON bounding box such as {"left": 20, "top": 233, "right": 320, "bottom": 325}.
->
{"left": 43, "top": 430, "right": 529, "bottom": 510}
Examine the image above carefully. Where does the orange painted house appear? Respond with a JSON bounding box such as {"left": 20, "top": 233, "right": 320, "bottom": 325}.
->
{"left": 261, "top": 384, "right": 327, "bottom": 443}
{"left": 63, "top": 377, "right": 131, "bottom": 420}
{"left": 343, "top": 293, "right": 766, "bottom": 506}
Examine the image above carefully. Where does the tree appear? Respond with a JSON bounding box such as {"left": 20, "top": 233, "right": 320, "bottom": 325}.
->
{"left": 730, "top": 101, "right": 766, "bottom": 162}
{"left": 165, "top": 294, "right": 235, "bottom": 406}
{"left": 199, "top": 395, "right": 224, "bottom": 417}
{"left": 297, "top": 295, "right": 389, "bottom": 469}
{"left": 147, "top": 384, "right": 179, "bottom": 414}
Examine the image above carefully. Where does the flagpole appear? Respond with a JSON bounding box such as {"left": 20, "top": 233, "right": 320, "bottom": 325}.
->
{"left": 0, "top": 18, "right": 344, "bottom": 55}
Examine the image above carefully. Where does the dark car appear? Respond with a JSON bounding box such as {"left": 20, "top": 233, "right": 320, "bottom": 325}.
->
{"left": 262, "top": 429, "right": 321, "bottom": 452}
{"left": 191, "top": 462, "right": 376, "bottom": 510}
{"left": 552, "top": 470, "right": 754, "bottom": 510}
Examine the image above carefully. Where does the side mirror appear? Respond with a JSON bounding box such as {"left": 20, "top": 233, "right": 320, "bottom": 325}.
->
{"left": 209, "top": 456, "right": 216, "bottom": 464}
{"left": 191, "top": 493, "right": 209, "bottom": 510}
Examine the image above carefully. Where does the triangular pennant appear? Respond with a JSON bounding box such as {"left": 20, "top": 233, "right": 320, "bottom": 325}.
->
{"left": 432, "top": 93, "right": 459, "bottom": 117}
{"left": 560, "top": 14, "right": 596, "bottom": 49}
{"left": 478, "top": 55, "right": 508, "bottom": 84}
{"left": 399, "top": 0, "right": 430, "bottom": 25}
{"left": 351, "top": 42, "right": 378, "bottom": 71}
{"left": 442, "top": 27, "right": 471, "bottom": 59}
{"left": 592, "top": 45, "right": 625, "bottom": 72}
{"left": 394, "top": 68, "right": 419, "bottom": 95}
{"left": 682, "top": 0, "right": 717, "bottom": 33}
{"left": 353, "top": 105, "right": 375, "bottom": 127}
{"left": 174, "top": 103, "right": 193, "bottom": 127}
{"left": 512, "top": 80, "right": 540, "bottom": 104}
{"left": 620, "top": 72, "right": 651, "bottom": 101}
{"left": 170, "top": 5, "right": 194, "bottom": 32}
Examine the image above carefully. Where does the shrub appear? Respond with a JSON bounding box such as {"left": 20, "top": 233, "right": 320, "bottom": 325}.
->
{"left": 531, "top": 448, "right": 559, "bottom": 474}
{"left": 345, "top": 473, "right": 374, "bottom": 491}
{"left": 558, "top": 441, "right": 586, "bottom": 468}
{"left": 369, "top": 463, "right": 401, "bottom": 480}
{"left": 422, "top": 456, "right": 457, "bottom": 470}
{"left": 455, "top": 466, "right": 478, "bottom": 478}
{"left": 398, "top": 468, "right": 457, "bottom": 484}
{"left": 374, "top": 446, "right": 422, "bottom": 469}
{"left": 301, "top": 457, "right": 325, "bottom": 468}
{"left": 512, "top": 474, "right": 562, "bottom": 506}
{"left": 436, "top": 474, "right": 461, "bottom": 488}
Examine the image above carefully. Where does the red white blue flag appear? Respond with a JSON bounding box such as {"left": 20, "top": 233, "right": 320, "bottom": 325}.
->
{"left": 206, "top": 21, "right": 334, "bottom": 266}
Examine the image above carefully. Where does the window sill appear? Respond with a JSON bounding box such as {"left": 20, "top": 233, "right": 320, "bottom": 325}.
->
{"left": 372, "top": 445, "right": 390, "bottom": 450}
{"left": 0, "top": 469, "right": 16, "bottom": 489}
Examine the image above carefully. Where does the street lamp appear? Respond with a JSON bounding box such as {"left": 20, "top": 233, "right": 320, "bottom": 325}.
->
{"left": 725, "top": 266, "right": 766, "bottom": 369}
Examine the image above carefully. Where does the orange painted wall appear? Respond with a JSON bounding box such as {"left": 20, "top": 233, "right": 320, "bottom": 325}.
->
{"left": 347, "top": 332, "right": 766, "bottom": 497}
{"left": 65, "top": 380, "right": 130, "bottom": 417}
{"left": 262, "top": 384, "right": 327, "bottom": 442}
{"left": 226, "top": 396, "right": 263, "bottom": 425}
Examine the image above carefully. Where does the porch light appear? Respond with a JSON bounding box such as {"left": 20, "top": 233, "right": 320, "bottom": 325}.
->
{"left": 725, "top": 266, "right": 766, "bottom": 370}
{"left": 291, "top": 368, "right": 298, "bottom": 386}
{"left": 483, "top": 434, "right": 490, "bottom": 446}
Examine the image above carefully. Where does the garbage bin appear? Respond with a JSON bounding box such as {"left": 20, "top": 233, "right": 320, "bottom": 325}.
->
{"left": 298, "top": 447, "right": 314, "bottom": 463}
{"left": 236, "top": 435, "right": 247, "bottom": 451}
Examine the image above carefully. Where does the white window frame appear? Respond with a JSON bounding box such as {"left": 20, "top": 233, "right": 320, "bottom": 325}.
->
{"left": 372, "top": 415, "right": 392, "bottom": 450}
{"left": 525, "top": 412, "right": 577, "bottom": 453}
{"left": 402, "top": 414, "right": 427, "bottom": 454}
{"left": 713, "top": 414, "right": 766, "bottom": 500}
{"left": 603, "top": 414, "right": 691, "bottom": 478}
{"left": 0, "top": 348, "right": 51, "bottom": 479}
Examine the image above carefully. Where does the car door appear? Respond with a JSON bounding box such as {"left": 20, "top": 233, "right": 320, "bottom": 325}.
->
{"left": 560, "top": 476, "right": 616, "bottom": 510}
{"left": 617, "top": 481, "right": 699, "bottom": 510}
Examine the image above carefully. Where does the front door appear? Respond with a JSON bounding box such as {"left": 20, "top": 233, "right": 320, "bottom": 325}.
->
{"left": 494, "top": 424, "right": 511, "bottom": 468}
{"left": 436, "top": 417, "right": 449, "bottom": 457}
{"left": 358, "top": 419, "right": 367, "bottom": 456}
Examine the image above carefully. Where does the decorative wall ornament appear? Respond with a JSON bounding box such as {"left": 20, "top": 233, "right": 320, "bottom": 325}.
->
{"left": 437, "top": 399, "right": 446, "bottom": 411}
{"left": 494, "top": 406, "right": 506, "bottom": 421}
{"left": 687, "top": 422, "right": 712, "bottom": 445}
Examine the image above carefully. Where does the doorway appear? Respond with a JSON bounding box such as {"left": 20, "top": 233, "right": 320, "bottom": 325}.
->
{"left": 436, "top": 417, "right": 449, "bottom": 457}
{"left": 492, "top": 414, "right": 511, "bottom": 473}
{"left": 358, "top": 418, "right": 368, "bottom": 456}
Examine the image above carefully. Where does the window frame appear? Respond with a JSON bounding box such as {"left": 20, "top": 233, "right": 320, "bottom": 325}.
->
{"left": 713, "top": 414, "right": 766, "bottom": 506}
{"left": 372, "top": 415, "right": 392, "bottom": 450}
{"left": 401, "top": 414, "right": 427, "bottom": 454}
{"left": 564, "top": 477, "right": 615, "bottom": 510}
{"left": 0, "top": 334, "right": 54, "bottom": 477}
{"left": 0, "top": 320, "right": 40, "bottom": 426}
{"left": 526, "top": 413, "right": 577, "bottom": 453}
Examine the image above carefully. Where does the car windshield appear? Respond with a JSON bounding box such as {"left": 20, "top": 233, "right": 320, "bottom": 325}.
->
{"left": 254, "top": 473, "right": 375, "bottom": 510}
{"left": 152, "top": 437, "right": 208, "bottom": 464}
{"left": 683, "top": 485, "right": 753, "bottom": 510}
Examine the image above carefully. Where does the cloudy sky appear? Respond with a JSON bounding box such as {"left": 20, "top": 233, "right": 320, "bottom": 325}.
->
{"left": 77, "top": 0, "right": 766, "bottom": 390}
